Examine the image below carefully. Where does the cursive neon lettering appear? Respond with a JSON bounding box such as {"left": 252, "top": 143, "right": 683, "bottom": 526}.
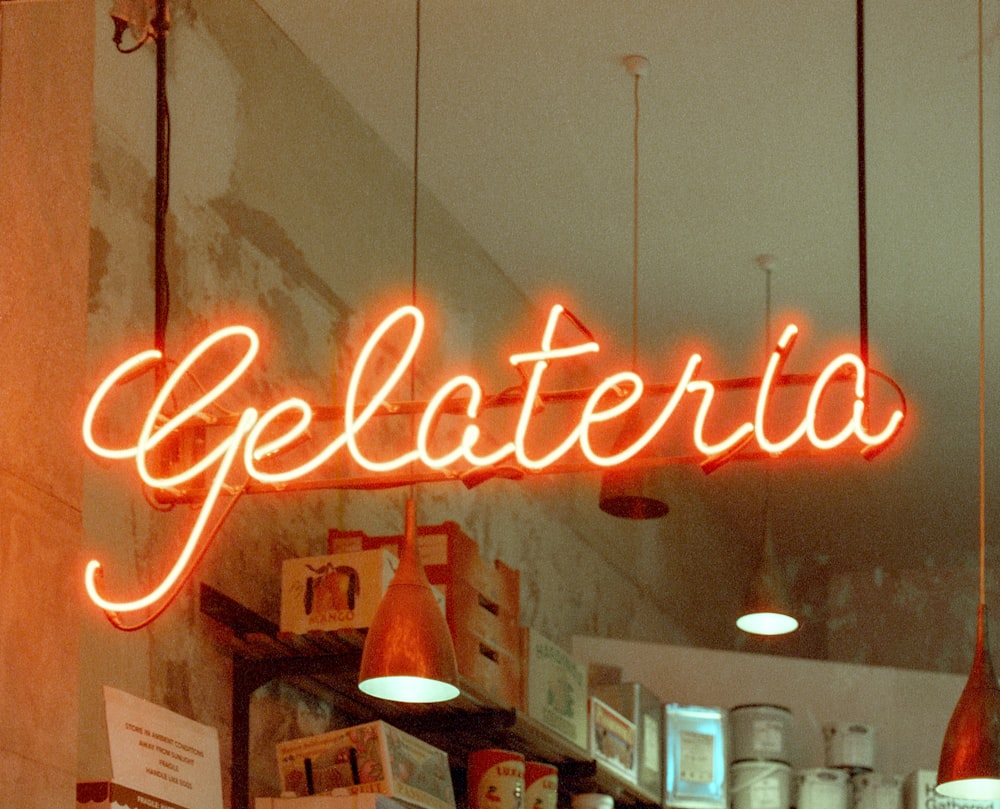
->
{"left": 86, "top": 407, "right": 259, "bottom": 614}
{"left": 688, "top": 374, "right": 756, "bottom": 458}
{"left": 416, "top": 375, "right": 500, "bottom": 469}
{"left": 755, "top": 324, "right": 809, "bottom": 455}
{"left": 137, "top": 326, "right": 260, "bottom": 489}
{"left": 343, "top": 305, "right": 423, "bottom": 472}
{"left": 509, "top": 304, "right": 601, "bottom": 469}
{"left": 806, "top": 352, "right": 904, "bottom": 449}
{"left": 82, "top": 302, "right": 906, "bottom": 624}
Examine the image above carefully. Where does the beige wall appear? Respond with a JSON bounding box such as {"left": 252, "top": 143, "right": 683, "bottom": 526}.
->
{"left": 0, "top": 0, "right": 93, "bottom": 802}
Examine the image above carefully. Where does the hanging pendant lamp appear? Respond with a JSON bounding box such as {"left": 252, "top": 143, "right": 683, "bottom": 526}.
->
{"left": 358, "top": 0, "right": 459, "bottom": 704}
{"left": 736, "top": 483, "right": 798, "bottom": 636}
{"left": 599, "top": 54, "right": 670, "bottom": 520}
{"left": 937, "top": 605, "right": 1000, "bottom": 798}
{"left": 358, "top": 497, "right": 460, "bottom": 703}
{"left": 936, "top": 0, "right": 1000, "bottom": 795}
{"left": 736, "top": 257, "right": 797, "bottom": 636}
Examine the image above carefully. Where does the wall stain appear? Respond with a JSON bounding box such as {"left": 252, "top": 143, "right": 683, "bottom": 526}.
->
{"left": 208, "top": 193, "right": 351, "bottom": 320}
{"left": 88, "top": 227, "right": 111, "bottom": 315}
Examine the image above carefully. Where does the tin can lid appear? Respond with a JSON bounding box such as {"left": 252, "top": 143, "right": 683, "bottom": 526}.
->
{"left": 572, "top": 793, "right": 614, "bottom": 809}
{"left": 730, "top": 703, "right": 792, "bottom": 713}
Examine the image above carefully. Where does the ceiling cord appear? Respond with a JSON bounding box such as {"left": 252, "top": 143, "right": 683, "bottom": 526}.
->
{"left": 153, "top": 0, "right": 170, "bottom": 376}
{"left": 632, "top": 67, "right": 640, "bottom": 372}
{"left": 409, "top": 0, "right": 422, "bottom": 492}
{"left": 977, "top": 0, "right": 986, "bottom": 608}
{"left": 856, "top": 0, "right": 869, "bottom": 371}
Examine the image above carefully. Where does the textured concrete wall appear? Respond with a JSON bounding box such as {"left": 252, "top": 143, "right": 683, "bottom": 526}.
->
{"left": 0, "top": 0, "right": 93, "bottom": 802}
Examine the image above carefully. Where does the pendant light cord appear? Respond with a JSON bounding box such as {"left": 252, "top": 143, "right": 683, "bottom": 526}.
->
{"left": 632, "top": 68, "right": 640, "bottom": 371}
{"left": 412, "top": 0, "right": 421, "bottom": 323}
{"left": 978, "top": 0, "right": 986, "bottom": 609}
{"left": 409, "top": 0, "right": 421, "bottom": 496}
{"left": 761, "top": 258, "right": 774, "bottom": 544}
{"left": 856, "top": 0, "right": 869, "bottom": 371}
{"left": 154, "top": 0, "right": 170, "bottom": 382}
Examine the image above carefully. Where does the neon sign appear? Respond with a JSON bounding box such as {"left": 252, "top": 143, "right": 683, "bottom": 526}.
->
{"left": 82, "top": 303, "right": 906, "bottom": 627}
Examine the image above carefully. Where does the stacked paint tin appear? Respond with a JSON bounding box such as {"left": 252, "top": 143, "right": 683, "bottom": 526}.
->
{"left": 728, "top": 704, "right": 795, "bottom": 809}
{"left": 822, "top": 722, "right": 901, "bottom": 809}
{"left": 794, "top": 768, "right": 851, "bottom": 809}
{"left": 822, "top": 723, "right": 876, "bottom": 774}
{"left": 793, "top": 722, "right": 899, "bottom": 809}
{"left": 792, "top": 722, "right": 871, "bottom": 809}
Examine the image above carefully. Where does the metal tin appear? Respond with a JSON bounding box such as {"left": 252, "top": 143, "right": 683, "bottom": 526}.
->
{"left": 524, "top": 762, "right": 558, "bottom": 809}
{"left": 467, "top": 749, "right": 525, "bottom": 809}
{"left": 730, "top": 704, "right": 793, "bottom": 765}
{"left": 794, "top": 768, "right": 850, "bottom": 809}
{"left": 851, "top": 772, "right": 902, "bottom": 809}
{"left": 571, "top": 794, "right": 614, "bottom": 809}
{"left": 730, "top": 761, "right": 791, "bottom": 809}
{"left": 822, "top": 723, "right": 875, "bottom": 772}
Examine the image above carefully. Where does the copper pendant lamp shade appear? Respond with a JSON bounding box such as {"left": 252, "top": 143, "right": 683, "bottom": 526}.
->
{"left": 598, "top": 467, "right": 670, "bottom": 519}
{"left": 599, "top": 407, "right": 670, "bottom": 519}
{"left": 936, "top": 604, "right": 1000, "bottom": 798}
{"left": 358, "top": 498, "right": 459, "bottom": 703}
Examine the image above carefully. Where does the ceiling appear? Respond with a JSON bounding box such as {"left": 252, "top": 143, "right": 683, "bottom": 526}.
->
{"left": 251, "top": 1, "right": 1000, "bottom": 638}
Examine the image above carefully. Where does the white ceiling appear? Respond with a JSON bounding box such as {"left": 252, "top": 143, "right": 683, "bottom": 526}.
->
{"left": 253, "top": 2, "right": 1000, "bottom": 589}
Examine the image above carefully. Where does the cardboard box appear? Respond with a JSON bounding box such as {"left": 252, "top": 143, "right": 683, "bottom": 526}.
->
{"left": 903, "top": 770, "right": 999, "bottom": 809}
{"left": 256, "top": 795, "right": 414, "bottom": 809}
{"left": 77, "top": 781, "right": 188, "bottom": 809}
{"left": 281, "top": 549, "right": 395, "bottom": 634}
{"left": 589, "top": 695, "right": 638, "bottom": 783}
{"left": 275, "top": 720, "right": 456, "bottom": 809}
{"left": 328, "top": 521, "right": 519, "bottom": 609}
{"left": 280, "top": 549, "right": 444, "bottom": 634}
{"left": 591, "top": 680, "right": 662, "bottom": 798}
{"left": 520, "top": 627, "right": 588, "bottom": 749}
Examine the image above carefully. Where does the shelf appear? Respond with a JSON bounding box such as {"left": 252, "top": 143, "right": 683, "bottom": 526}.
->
{"left": 200, "top": 583, "right": 661, "bottom": 809}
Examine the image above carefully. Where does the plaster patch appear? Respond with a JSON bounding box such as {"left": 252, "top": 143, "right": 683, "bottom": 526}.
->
{"left": 169, "top": 17, "right": 239, "bottom": 202}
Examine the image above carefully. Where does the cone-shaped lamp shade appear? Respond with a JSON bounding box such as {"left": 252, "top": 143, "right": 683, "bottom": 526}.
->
{"left": 736, "top": 523, "right": 798, "bottom": 636}
{"left": 599, "top": 407, "right": 670, "bottom": 519}
{"left": 936, "top": 604, "right": 1000, "bottom": 798}
{"left": 358, "top": 498, "right": 459, "bottom": 703}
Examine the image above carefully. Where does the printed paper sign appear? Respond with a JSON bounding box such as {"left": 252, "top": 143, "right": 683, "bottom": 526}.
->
{"left": 103, "top": 686, "right": 223, "bottom": 809}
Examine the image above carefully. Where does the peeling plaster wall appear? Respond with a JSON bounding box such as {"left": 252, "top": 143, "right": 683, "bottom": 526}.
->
{"left": 79, "top": 2, "right": 727, "bottom": 803}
